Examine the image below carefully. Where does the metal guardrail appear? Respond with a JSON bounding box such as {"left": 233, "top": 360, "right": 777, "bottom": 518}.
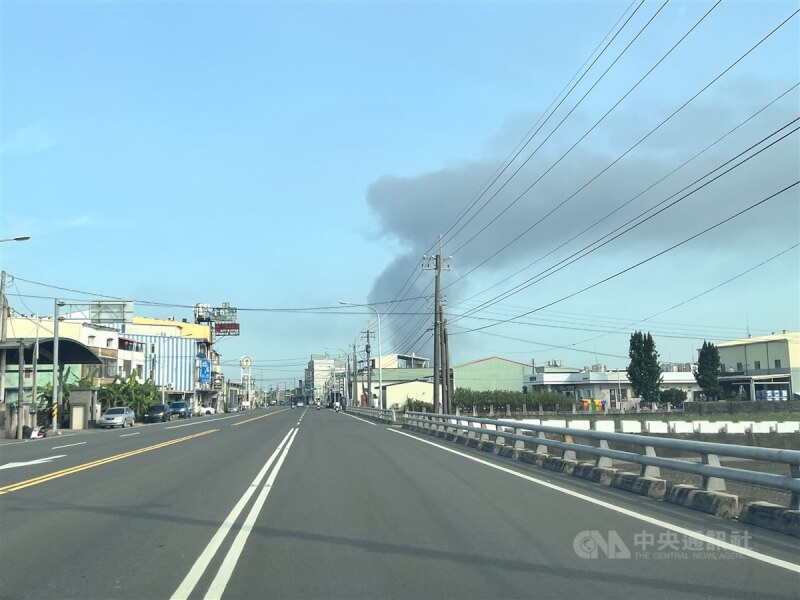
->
{"left": 404, "top": 412, "right": 800, "bottom": 509}
{"left": 348, "top": 406, "right": 397, "bottom": 422}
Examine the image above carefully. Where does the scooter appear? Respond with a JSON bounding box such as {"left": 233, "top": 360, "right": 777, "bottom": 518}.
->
{"left": 316, "top": 404, "right": 320, "bottom": 411}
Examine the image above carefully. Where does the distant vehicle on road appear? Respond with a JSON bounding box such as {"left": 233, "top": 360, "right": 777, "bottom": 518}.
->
{"left": 197, "top": 405, "right": 216, "bottom": 415}
{"left": 170, "top": 400, "right": 192, "bottom": 419}
{"left": 143, "top": 404, "right": 172, "bottom": 423}
{"left": 99, "top": 407, "right": 135, "bottom": 429}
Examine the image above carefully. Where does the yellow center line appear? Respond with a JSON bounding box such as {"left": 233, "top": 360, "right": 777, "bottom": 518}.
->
{"left": 232, "top": 408, "right": 290, "bottom": 427}
{"left": 0, "top": 429, "right": 219, "bottom": 496}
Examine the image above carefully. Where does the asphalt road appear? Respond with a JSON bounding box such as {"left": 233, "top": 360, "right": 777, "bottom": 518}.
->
{"left": 0, "top": 407, "right": 798, "bottom": 600}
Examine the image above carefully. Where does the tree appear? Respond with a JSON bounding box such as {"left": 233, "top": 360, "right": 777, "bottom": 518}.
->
{"left": 660, "top": 388, "right": 687, "bottom": 408}
{"left": 695, "top": 340, "right": 722, "bottom": 400}
{"left": 627, "top": 331, "right": 662, "bottom": 403}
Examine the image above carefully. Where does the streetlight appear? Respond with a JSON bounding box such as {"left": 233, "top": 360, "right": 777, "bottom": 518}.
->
{"left": 0, "top": 236, "right": 30, "bottom": 243}
{"left": 339, "top": 301, "right": 382, "bottom": 409}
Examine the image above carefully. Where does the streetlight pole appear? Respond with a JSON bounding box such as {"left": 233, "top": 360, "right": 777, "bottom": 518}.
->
{"left": 0, "top": 237, "right": 31, "bottom": 421}
{"left": 339, "top": 301, "right": 382, "bottom": 409}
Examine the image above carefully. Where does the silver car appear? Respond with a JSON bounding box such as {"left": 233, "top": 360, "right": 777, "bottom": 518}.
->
{"left": 99, "top": 407, "right": 135, "bottom": 429}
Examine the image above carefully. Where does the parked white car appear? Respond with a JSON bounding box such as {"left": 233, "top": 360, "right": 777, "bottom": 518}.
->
{"left": 197, "top": 405, "right": 216, "bottom": 415}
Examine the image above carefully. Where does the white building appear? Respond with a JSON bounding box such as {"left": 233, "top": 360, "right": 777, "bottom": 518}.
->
{"left": 715, "top": 332, "right": 799, "bottom": 400}
{"left": 524, "top": 363, "right": 701, "bottom": 408}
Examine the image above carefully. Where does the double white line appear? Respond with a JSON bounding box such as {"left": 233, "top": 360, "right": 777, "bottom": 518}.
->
{"left": 171, "top": 427, "right": 299, "bottom": 600}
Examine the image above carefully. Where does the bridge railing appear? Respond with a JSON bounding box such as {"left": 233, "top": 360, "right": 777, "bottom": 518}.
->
{"left": 404, "top": 412, "right": 800, "bottom": 509}
{"left": 348, "top": 406, "right": 396, "bottom": 423}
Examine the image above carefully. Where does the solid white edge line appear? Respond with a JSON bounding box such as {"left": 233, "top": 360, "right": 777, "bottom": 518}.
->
{"left": 204, "top": 427, "right": 300, "bottom": 600}
{"left": 50, "top": 442, "right": 87, "bottom": 450}
{"left": 388, "top": 428, "right": 800, "bottom": 575}
{"left": 341, "top": 412, "right": 376, "bottom": 426}
{"left": 170, "top": 428, "right": 296, "bottom": 600}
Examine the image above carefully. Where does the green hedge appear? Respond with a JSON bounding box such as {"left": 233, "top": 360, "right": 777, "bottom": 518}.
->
{"left": 453, "top": 389, "right": 574, "bottom": 411}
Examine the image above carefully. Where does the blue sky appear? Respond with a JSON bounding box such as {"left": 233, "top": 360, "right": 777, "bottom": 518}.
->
{"left": 1, "top": 0, "right": 798, "bottom": 387}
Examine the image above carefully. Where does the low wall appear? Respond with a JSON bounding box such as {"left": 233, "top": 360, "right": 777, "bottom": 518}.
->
{"left": 684, "top": 400, "right": 800, "bottom": 415}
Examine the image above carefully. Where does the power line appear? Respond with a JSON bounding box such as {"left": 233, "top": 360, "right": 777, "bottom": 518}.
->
{"left": 452, "top": 119, "right": 799, "bottom": 323}
{"left": 374, "top": 1, "right": 642, "bottom": 321}
{"left": 445, "top": 0, "right": 675, "bottom": 252}
{"left": 453, "top": 180, "right": 799, "bottom": 335}
{"left": 449, "top": 0, "right": 784, "bottom": 270}
{"left": 447, "top": 81, "right": 800, "bottom": 310}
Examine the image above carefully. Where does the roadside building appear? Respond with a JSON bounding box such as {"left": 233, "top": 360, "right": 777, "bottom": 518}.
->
{"left": 452, "top": 356, "right": 533, "bottom": 392}
{"left": 121, "top": 317, "right": 216, "bottom": 410}
{"left": 524, "top": 361, "right": 701, "bottom": 409}
{"left": 714, "top": 332, "right": 799, "bottom": 400}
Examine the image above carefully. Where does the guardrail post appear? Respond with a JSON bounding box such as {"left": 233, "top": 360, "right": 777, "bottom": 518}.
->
{"left": 640, "top": 446, "right": 660, "bottom": 478}
{"left": 562, "top": 433, "right": 577, "bottom": 461}
{"left": 701, "top": 454, "right": 726, "bottom": 491}
{"left": 791, "top": 464, "right": 799, "bottom": 510}
{"left": 536, "top": 431, "right": 548, "bottom": 454}
{"left": 595, "top": 439, "right": 613, "bottom": 468}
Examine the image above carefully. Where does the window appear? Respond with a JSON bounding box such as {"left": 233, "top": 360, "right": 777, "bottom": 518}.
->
{"left": 88, "top": 335, "right": 96, "bottom": 346}
{"left": 720, "top": 363, "right": 726, "bottom": 372}
{"left": 736, "top": 362, "right": 743, "bottom": 371}
{"left": 775, "top": 359, "right": 782, "bottom": 368}
{"left": 621, "top": 388, "right": 628, "bottom": 400}
{"left": 754, "top": 360, "right": 761, "bottom": 369}
{"left": 136, "top": 365, "right": 143, "bottom": 379}
{"left": 106, "top": 338, "right": 114, "bottom": 348}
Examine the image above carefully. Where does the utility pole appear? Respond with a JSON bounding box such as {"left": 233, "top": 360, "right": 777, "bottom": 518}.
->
{"left": 350, "top": 341, "right": 361, "bottom": 406}
{"left": 423, "top": 236, "right": 451, "bottom": 414}
{"left": 442, "top": 317, "right": 451, "bottom": 414}
{"left": 363, "top": 329, "right": 372, "bottom": 407}
{"left": 15, "top": 339, "right": 24, "bottom": 438}
{"left": 0, "top": 271, "right": 7, "bottom": 417}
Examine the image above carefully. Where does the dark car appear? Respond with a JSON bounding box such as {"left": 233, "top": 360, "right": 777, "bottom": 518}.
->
{"left": 170, "top": 401, "right": 191, "bottom": 419}
{"left": 143, "top": 404, "right": 172, "bottom": 423}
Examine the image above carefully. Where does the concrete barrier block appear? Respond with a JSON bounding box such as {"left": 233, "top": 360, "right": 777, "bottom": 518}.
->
{"left": 499, "top": 446, "right": 515, "bottom": 459}
{"left": 774, "top": 421, "right": 800, "bottom": 433}
{"left": 572, "top": 463, "right": 595, "bottom": 479}
{"left": 573, "top": 463, "right": 616, "bottom": 486}
{"left": 610, "top": 473, "right": 666, "bottom": 499}
{"left": 645, "top": 420, "right": 668, "bottom": 434}
{"left": 620, "top": 420, "right": 642, "bottom": 433}
{"left": 697, "top": 421, "right": 722, "bottom": 434}
{"left": 665, "top": 484, "right": 739, "bottom": 519}
{"left": 739, "top": 502, "right": 800, "bottom": 538}
{"left": 533, "top": 453, "right": 548, "bottom": 467}
{"left": 466, "top": 438, "right": 481, "bottom": 448}
{"left": 670, "top": 421, "right": 694, "bottom": 433}
{"left": 594, "top": 420, "right": 615, "bottom": 433}
{"left": 632, "top": 477, "right": 666, "bottom": 499}
{"left": 611, "top": 473, "right": 639, "bottom": 492}
{"left": 567, "top": 420, "right": 591, "bottom": 430}
{"left": 748, "top": 422, "right": 775, "bottom": 434}
{"left": 543, "top": 457, "right": 576, "bottom": 474}
{"left": 723, "top": 422, "right": 751, "bottom": 434}
{"left": 691, "top": 420, "right": 711, "bottom": 433}
{"left": 518, "top": 450, "right": 538, "bottom": 465}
